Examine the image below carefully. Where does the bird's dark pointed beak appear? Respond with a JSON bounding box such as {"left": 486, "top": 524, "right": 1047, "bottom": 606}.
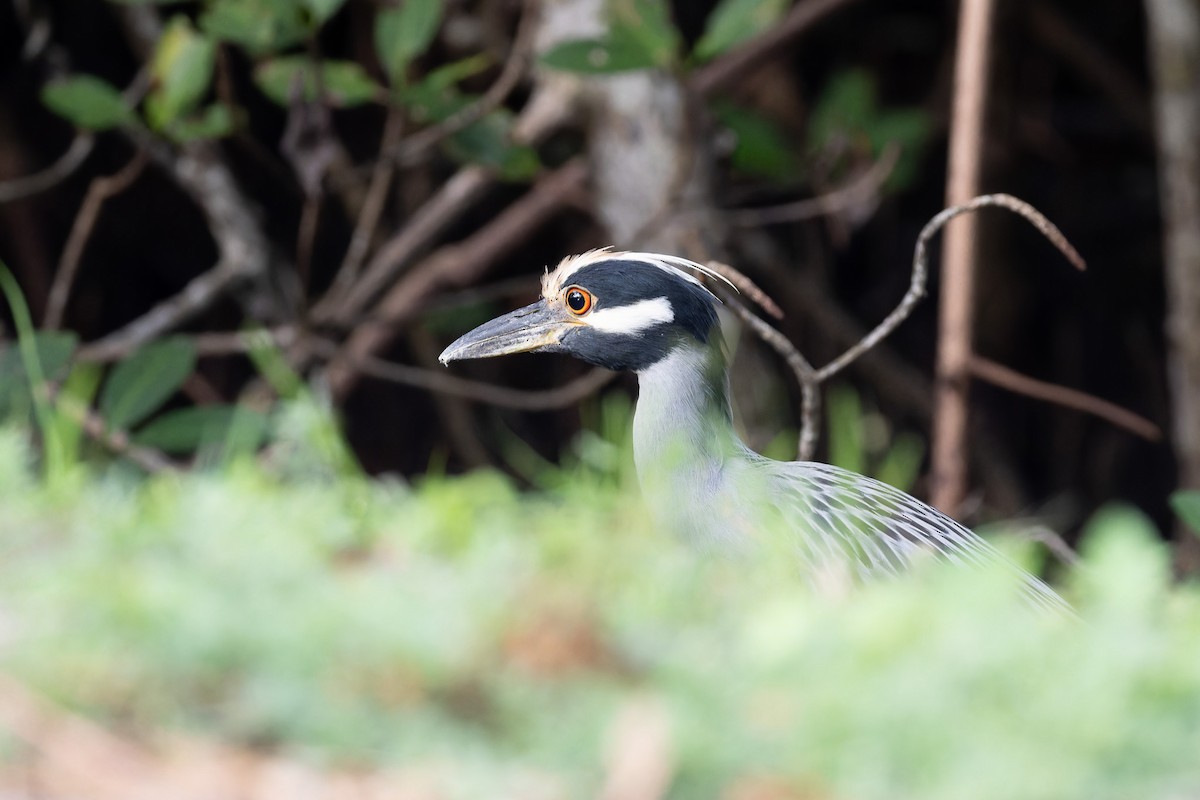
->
{"left": 439, "top": 300, "right": 576, "bottom": 365}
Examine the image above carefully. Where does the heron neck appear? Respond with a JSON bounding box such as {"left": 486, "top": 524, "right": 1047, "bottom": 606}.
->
{"left": 632, "top": 338, "right": 740, "bottom": 483}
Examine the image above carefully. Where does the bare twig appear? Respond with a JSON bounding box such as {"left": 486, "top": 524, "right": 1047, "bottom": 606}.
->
{"left": 705, "top": 259, "right": 783, "bottom": 320}
{"left": 311, "top": 164, "right": 496, "bottom": 324}
{"left": 931, "top": 0, "right": 997, "bottom": 514}
{"left": 77, "top": 263, "right": 248, "bottom": 363}
{"left": 1011, "top": 524, "right": 1082, "bottom": 568}
{"left": 77, "top": 326, "right": 303, "bottom": 363}
{"left": 740, "top": 230, "right": 1029, "bottom": 512}
{"left": 44, "top": 149, "right": 148, "bottom": 329}
{"left": 721, "top": 194, "right": 1084, "bottom": 461}
{"left": 0, "top": 133, "right": 94, "bottom": 203}
{"left": 80, "top": 126, "right": 294, "bottom": 360}
{"left": 78, "top": 325, "right": 616, "bottom": 411}
{"left": 295, "top": 196, "right": 321, "bottom": 292}
{"left": 817, "top": 193, "right": 1084, "bottom": 386}
{"left": 726, "top": 144, "right": 900, "bottom": 228}
{"left": 321, "top": 329, "right": 623, "bottom": 411}
{"left": 969, "top": 355, "right": 1160, "bottom": 441}
{"left": 327, "top": 342, "right": 617, "bottom": 411}
{"left": 718, "top": 288, "right": 822, "bottom": 460}
{"left": 52, "top": 394, "right": 174, "bottom": 473}
{"left": 324, "top": 107, "right": 405, "bottom": 301}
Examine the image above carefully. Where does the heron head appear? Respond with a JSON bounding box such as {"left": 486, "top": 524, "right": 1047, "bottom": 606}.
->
{"left": 438, "top": 249, "right": 727, "bottom": 373}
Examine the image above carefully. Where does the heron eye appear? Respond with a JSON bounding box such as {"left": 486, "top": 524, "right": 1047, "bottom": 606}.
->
{"left": 565, "top": 287, "right": 592, "bottom": 315}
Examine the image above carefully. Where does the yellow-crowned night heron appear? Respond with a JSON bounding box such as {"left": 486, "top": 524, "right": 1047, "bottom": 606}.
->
{"left": 440, "top": 249, "right": 1069, "bottom": 613}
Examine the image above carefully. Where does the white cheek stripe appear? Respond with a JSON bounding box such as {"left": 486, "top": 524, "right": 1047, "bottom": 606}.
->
{"left": 586, "top": 297, "right": 674, "bottom": 334}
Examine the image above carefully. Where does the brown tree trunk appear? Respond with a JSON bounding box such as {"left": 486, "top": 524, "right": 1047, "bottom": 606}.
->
{"left": 1146, "top": 0, "right": 1200, "bottom": 571}
{"left": 931, "top": 0, "right": 997, "bottom": 514}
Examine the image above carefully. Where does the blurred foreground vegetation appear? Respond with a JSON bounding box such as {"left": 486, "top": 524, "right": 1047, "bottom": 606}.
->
{"left": 1, "top": 403, "right": 1199, "bottom": 799}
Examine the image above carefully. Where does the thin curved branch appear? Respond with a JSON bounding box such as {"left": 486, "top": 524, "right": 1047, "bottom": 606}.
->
{"left": 0, "top": 134, "right": 94, "bottom": 203}
{"left": 717, "top": 288, "right": 822, "bottom": 460}
{"left": 815, "top": 193, "right": 1085, "bottom": 385}
{"left": 45, "top": 149, "right": 148, "bottom": 328}
{"left": 78, "top": 326, "right": 618, "bottom": 412}
{"left": 324, "top": 107, "right": 405, "bottom": 302}
{"left": 311, "top": 337, "right": 617, "bottom": 411}
{"left": 705, "top": 259, "right": 783, "bottom": 320}
{"left": 713, "top": 195, "right": 1085, "bottom": 460}
{"left": 46, "top": 390, "right": 175, "bottom": 473}
{"left": 726, "top": 144, "right": 900, "bottom": 228}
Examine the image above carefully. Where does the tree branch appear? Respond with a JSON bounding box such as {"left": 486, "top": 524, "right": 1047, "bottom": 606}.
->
{"left": 44, "top": 149, "right": 148, "bottom": 329}
{"left": 969, "top": 354, "right": 1160, "bottom": 441}
{"left": 726, "top": 144, "right": 899, "bottom": 228}
{"left": 0, "top": 134, "right": 94, "bottom": 203}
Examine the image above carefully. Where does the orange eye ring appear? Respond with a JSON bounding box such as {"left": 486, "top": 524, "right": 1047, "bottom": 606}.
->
{"left": 564, "top": 286, "right": 593, "bottom": 315}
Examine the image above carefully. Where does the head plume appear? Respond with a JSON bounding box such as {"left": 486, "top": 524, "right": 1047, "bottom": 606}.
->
{"left": 542, "top": 248, "right": 737, "bottom": 301}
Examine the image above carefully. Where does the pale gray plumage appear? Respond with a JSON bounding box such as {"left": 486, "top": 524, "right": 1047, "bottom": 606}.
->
{"left": 440, "top": 250, "right": 1071, "bottom": 615}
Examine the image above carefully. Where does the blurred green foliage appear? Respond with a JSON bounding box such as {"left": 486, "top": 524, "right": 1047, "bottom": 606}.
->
{"left": 826, "top": 383, "right": 924, "bottom": 492}
{"left": 1, "top": 416, "right": 1199, "bottom": 797}
{"left": 1171, "top": 490, "right": 1200, "bottom": 538}
{"left": 809, "top": 69, "right": 931, "bottom": 190}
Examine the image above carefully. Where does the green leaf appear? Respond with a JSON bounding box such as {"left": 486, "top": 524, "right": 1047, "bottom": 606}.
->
{"left": 0, "top": 267, "right": 73, "bottom": 481}
{"left": 539, "top": 37, "right": 661, "bottom": 74}
{"left": 98, "top": 338, "right": 197, "bottom": 431}
{"left": 165, "top": 104, "right": 235, "bottom": 143}
{"left": 146, "top": 16, "right": 217, "bottom": 130}
{"left": 200, "top": 0, "right": 310, "bottom": 56}
{"left": 445, "top": 110, "right": 540, "bottom": 181}
{"left": 0, "top": 331, "right": 78, "bottom": 420}
{"left": 245, "top": 331, "right": 305, "bottom": 400}
{"left": 47, "top": 362, "right": 103, "bottom": 466}
{"left": 400, "top": 75, "right": 472, "bottom": 122}
{"left": 41, "top": 76, "right": 135, "bottom": 131}
{"left": 827, "top": 384, "right": 865, "bottom": 477}
{"left": 608, "top": 0, "right": 679, "bottom": 68}
{"left": 301, "top": 0, "right": 347, "bottom": 25}
{"left": 254, "top": 57, "right": 382, "bottom": 107}
{"left": 807, "top": 69, "right": 930, "bottom": 191}
{"left": 134, "top": 405, "right": 269, "bottom": 455}
{"left": 712, "top": 101, "right": 798, "bottom": 179}
{"left": 375, "top": 0, "right": 444, "bottom": 84}
{"left": 809, "top": 69, "right": 877, "bottom": 150}
{"left": 1170, "top": 491, "right": 1200, "bottom": 537}
{"left": 694, "top": 0, "right": 787, "bottom": 62}
{"left": 869, "top": 109, "right": 930, "bottom": 190}
{"left": 418, "top": 54, "right": 492, "bottom": 93}
{"left": 875, "top": 432, "right": 925, "bottom": 494}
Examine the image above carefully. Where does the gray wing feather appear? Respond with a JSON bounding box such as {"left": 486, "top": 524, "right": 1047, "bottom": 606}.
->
{"left": 755, "top": 460, "right": 1073, "bottom": 616}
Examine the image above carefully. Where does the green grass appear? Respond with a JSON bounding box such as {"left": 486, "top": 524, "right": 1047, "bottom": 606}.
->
{"left": 1, "top": 421, "right": 1199, "bottom": 798}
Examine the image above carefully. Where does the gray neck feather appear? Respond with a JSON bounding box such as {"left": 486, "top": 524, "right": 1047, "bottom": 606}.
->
{"left": 632, "top": 340, "right": 753, "bottom": 549}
